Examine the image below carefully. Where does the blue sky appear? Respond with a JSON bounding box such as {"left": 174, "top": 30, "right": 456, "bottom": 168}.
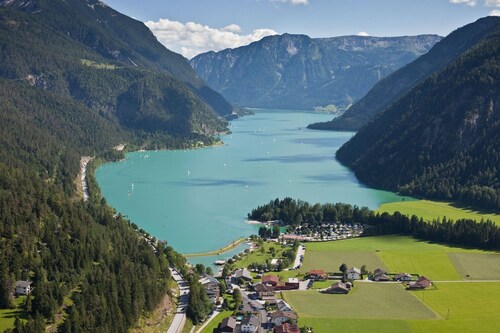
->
{"left": 104, "top": 0, "right": 500, "bottom": 58}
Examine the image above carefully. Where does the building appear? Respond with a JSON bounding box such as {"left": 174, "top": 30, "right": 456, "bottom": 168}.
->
{"left": 234, "top": 268, "right": 253, "bottom": 282}
{"left": 15, "top": 281, "right": 32, "bottom": 296}
{"left": 285, "top": 278, "right": 300, "bottom": 289}
{"left": 408, "top": 276, "right": 432, "bottom": 289}
{"left": 274, "top": 323, "right": 300, "bottom": 333}
{"left": 373, "top": 268, "right": 386, "bottom": 276}
{"left": 277, "top": 300, "right": 294, "bottom": 312}
{"left": 218, "top": 316, "right": 237, "bottom": 332}
{"left": 269, "top": 311, "right": 297, "bottom": 326}
{"left": 262, "top": 275, "right": 280, "bottom": 287}
{"left": 254, "top": 283, "right": 276, "bottom": 300}
{"left": 307, "top": 270, "right": 327, "bottom": 281}
{"left": 346, "top": 267, "right": 361, "bottom": 280}
{"left": 323, "top": 281, "right": 349, "bottom": 294}
{"left": 199, "top": 275, "right": 221, "bottom": 304}
{"left": 240, "top": 314, "right": 261, "bottom": 333}
{"left": 394, "top": 273, "right": 413, "bottom": 281}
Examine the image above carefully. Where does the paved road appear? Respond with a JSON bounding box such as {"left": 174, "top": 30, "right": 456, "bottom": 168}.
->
{"left": 167, "top": 268, "right": 190, "bottom": 333}
{"left": 292, "top": 244, "right": 305, "bottom": 269}
{"left": 241, "top": 290, "right": 268, "bottom": 333}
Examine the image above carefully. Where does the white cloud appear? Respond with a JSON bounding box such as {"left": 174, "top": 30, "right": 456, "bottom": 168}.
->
{"left": 356, "top": 31, "right": 370, "bottom": 36}
{"left": 449, "top": 0, "right": 478, "bottom": 6}
{"left": 145, "top": 19, "right": 278, "bottom": 59}
{"left": 271, "top": 0, "right": 310, "bottom": 4}
{"left": 485, "top": 0, "right": 500, "bottom": 6}
{"left": 490, "top": 9, "right": 500, "bottom": 15}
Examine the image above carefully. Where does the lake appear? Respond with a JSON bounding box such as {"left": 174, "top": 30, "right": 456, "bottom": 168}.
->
{"left": 96, "top": 109, "right": 411, "bottom": 256}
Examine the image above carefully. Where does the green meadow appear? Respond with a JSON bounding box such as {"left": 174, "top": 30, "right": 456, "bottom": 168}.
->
{"left": 286, "top": 236, "right": 500, "bottom": 333}
{"left": 377, "top": 200, "right": 500, "bottom": 224}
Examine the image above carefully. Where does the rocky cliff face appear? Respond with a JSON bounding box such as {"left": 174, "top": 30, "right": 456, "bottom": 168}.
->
{"left": 190, "top": 34, "right": 442, "bottom": 110}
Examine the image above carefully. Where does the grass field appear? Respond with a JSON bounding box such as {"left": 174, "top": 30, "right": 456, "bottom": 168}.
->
{"left": 300, "top": 236, "right": 500, "bottom": 281}
{"left": 298, "top": 318, "right": 412, "bottom": 333}
{"left": 0, "top": 296, "right": 27, "bottom": 332}
{"left": 284, "top": 283, "right": 437, "bottom": 320}
{"left": 377, "top": 200, "right": 500, "bottom": 224}
{"left": 200, "top": 310, "right": 233, "bottom": 333}
{"left": 448, "top": 253, "right": 500, "bottom": 280}
{"left": 234, "top": 242, "right": 293, "bottom": 270}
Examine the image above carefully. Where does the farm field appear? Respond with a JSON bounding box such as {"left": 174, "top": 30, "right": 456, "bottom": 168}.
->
{"left": 283, "top": 283, "right": 437, "bottom": 320}
{"left": 377, "top": 200, "right": 500, "bottom": 224}
{"left": 448, "top": 253, "right": 500, "bottom": 280}
{"left": 299, "top": 236, "right": 499, "bottom": 281}
{"left": 0, "top": 296, "right": 26, "bottom": 332}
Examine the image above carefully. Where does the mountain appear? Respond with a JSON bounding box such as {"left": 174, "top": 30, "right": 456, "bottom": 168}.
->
{"left": 310, "top": 16, "right": 500, "bottom": 131}
{"left": 190, "top": 33, "right": 441, "bottom": 110}
{"left": 0, "top": 0, "right": 227, "bottom": 331}
{"left": 336, "top": 17, "right": 500, "bottom": 210}
{"left": 0, "top": 0, "right": 236, "bottom": 140}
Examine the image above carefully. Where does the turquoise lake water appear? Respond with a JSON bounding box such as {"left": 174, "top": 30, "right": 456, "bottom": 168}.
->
{"left": 96, "top": 109, "right": 411, "bottom": 255}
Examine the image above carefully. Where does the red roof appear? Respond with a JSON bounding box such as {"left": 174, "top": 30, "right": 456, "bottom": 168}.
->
{"left": 309, "top": 270, "right": 326, "bottom": 275}
{"left": 262, "top": 275, "right": 280, "bottom": 285}
{"left": 274, "top": 323, "right": 300, "bottom": 333}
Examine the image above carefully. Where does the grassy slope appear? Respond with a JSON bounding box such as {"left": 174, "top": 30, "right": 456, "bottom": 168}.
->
{"left": 377, "top": 200, "right": 500, "bottom": 224}
{"left": 0, "top": 297, "right": 26, "bottom": 331}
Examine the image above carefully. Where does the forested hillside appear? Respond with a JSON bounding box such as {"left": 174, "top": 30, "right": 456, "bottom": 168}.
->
{"left": 0, "top": 0, "right": 220, "bottom": 332}
{"left": 336, "top": 21, "right": 500, "bottom": 210}
{"left": 310, "top": 16, "right": 500, "bottom": 131}
{"left": 190, "top": 33, "right": 440, "bottom": 110}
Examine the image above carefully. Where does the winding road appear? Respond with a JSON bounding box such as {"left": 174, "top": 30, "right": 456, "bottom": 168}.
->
{"left": 167, "top": 268, "right": 190, "bottom": 333}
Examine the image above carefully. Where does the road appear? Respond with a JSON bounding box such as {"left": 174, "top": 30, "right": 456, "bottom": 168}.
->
{"left": 167, "top": 268, "right": 190, "bottom": 333}
{"left": 292, "top": 244, "right": 305, "bottom": 269}
{"left": 241, "top": 290, "right": 268, "bottom": 333}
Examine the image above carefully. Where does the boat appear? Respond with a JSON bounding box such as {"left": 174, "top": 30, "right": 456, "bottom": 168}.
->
{"left": 214, "top": 260, "right": 226, "bottom": 265}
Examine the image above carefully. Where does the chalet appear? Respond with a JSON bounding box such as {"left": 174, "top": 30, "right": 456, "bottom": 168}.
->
{"left": 15, "top": 281, "right": 32, "bottom": 296}
{"left": 323, "top": 281, "right": 349, "bottom": 294}
{"left": 373, "top": 268, "right": 386, "bottom": 276}
{"left": 346, "top": 267, "right": 361, "bottom": 280}
{"left": 218, "top": 316, "right": 237, "bottom": 332}
{"left": 394, "top": 273, "right": 413, "bottom": 281}
{"left": 254, "top": 283, "right": 276, "bottom": 300}
{"left": 408, "top": 276, "right": 432, "bottom": 289}
{"left": 241, "top": 314, "right": 261, "bottom": 333}
{"left": 285, "top": 278, "right": 300, "bottom": 289}
{"left": 262, "top": 275, "right": 280, "bottom": 287}
{"left": 373, "top": 272, "right": 391, "bottom": 282}
{"left": 270, "top": 311, "right": 297, "bottom": 326}
{"left": 234, "top": 268, "right": 253, "bottom": 282}
{"left": 274, "top": 323, "right": 300, "bottom": 333}
{"left": 199, "top": 275, "right": 220, "bottom": 303}
{"left": 307, "top": 270, "right": 327, "bottom": 281}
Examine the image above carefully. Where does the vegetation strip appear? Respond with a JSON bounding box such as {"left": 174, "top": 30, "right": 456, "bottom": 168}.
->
{"left": 184, "top": 238, "right": 247, "bottom": 257}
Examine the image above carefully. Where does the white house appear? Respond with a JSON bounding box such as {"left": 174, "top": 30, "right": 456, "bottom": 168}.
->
{"left": 346, "top": 267, "right": 361, "bottom": 280}
{"left": 15, "top": 281, "right": 32, "bottom": 295}
{"left": 270, "top": 311, "right": 297, "bottom": 326}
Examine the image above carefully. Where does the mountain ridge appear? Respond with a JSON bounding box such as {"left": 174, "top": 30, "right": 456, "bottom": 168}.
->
{"left": 190, "top": 33, "right": 442, "bottom": 110}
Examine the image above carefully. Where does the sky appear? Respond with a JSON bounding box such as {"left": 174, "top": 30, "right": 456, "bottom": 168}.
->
{"left": 103, "top": 0, "right": 500, "bottom": 59}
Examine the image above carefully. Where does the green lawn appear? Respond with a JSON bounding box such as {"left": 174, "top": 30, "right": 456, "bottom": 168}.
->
{"left": 234, "top": 242, "right": 293, "bottom": 269}
{"left": 448, "top": 253, "right": 500, "bottom": 280}
{"left": 283, "top": 283, "right": 437, "bottom": 320}
{"left": 200, "top": 310, "right": 233, "bottom": 333}
{"left": 0, "top": 296, "right": 27, "bottom": 332}
{"left": 409, "top": 282, "right": 500, "bottom": 333}
{"left": 300, "top": 236, "right": 499, "bottom": 281}
{"left": 298, "top": 318, "right": 412, "bottom": 333}
{"left": 377, "top": 200, "right": 500, "bottom": 224}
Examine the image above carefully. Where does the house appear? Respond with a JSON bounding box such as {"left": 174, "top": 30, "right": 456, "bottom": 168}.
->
{"left": 199, "top": 275, "right": 221, "bottom": 303}
{"left": 15, "top": 281, "right": 32, "bottom": 296}
{"left": 240, "top": 314, "right": 261, "bottom": 333}
{"left": 307, "top": 270, "right": 327, "bottom": 281}
{"left": 394, "top": 273, "right": 413, "bottom": 281}
{"left": 285, "top": 278, "right": 300, "bottom": 289}
{"left": 270, "top": 258, "right": 281, "bottom": 268}
{"left": 270, "top": 311, "right": 298, "bottom": 326}
{"left": 346, "top": 267, "right": 361, "bottom": 280}
{"left": 262, "top": 275, "right": 280, "bottom": 287}
{"left": 373, "top": 273, "right": 391, "bottom": 282}
{"left": 254, "top": 283, "right": 276, "bottom": 300}
{"left": 408, "top": 276, "right": 432, "bottom": 289}
{"left": 373, "top": 268, "right": 386, "bottom": 276}
{"left": 277, "top": 300, "right": 294, "bottom": 312}
{"left": 218, "top": 316, "right": 237, "bottom": 332}
{"left": 274, "top": 323, "right": 300, "bottom": 333}
{"left": 323, "top": 281, "right": 349, "bottom": 294}
{"left": 234, "top": 269, "right": 253, "bottom": 282}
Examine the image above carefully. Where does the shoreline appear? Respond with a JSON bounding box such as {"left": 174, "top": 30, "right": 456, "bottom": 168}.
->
{"left": 183, "top": 238, "right": 248, "bottom": 258}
